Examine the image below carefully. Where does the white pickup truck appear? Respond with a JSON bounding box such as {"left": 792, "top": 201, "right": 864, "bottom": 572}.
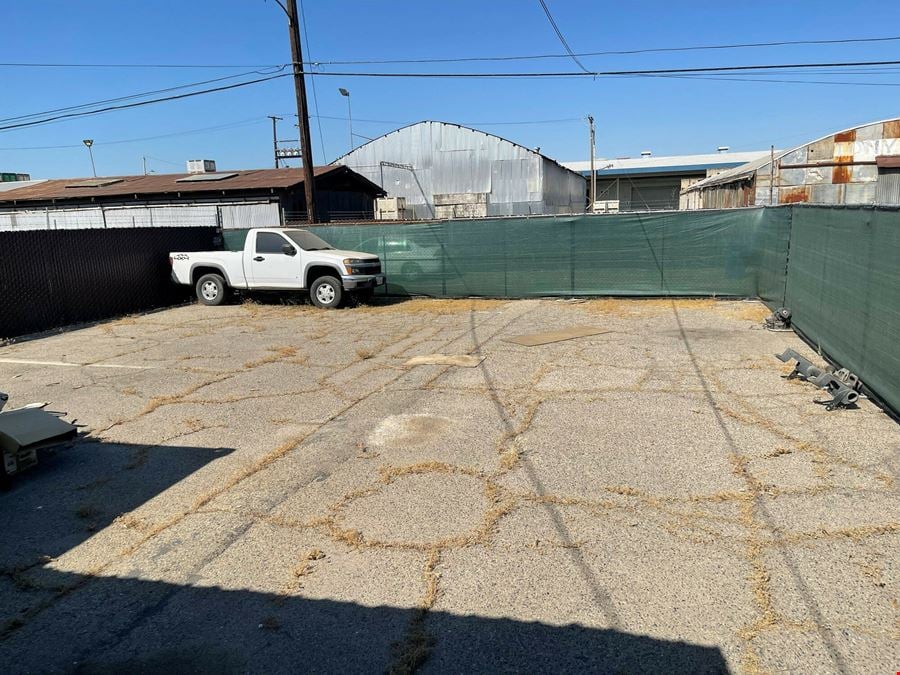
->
{"left": 170, "top": 228, "right": 385, "bottom": 308}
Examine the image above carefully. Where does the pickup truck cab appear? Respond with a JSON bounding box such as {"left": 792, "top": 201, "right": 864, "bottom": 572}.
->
{"left": 170, "top": 228, "right": 384, "bottom": 308}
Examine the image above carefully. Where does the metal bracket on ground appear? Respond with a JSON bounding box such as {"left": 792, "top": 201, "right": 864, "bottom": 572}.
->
{"left": 764, "top": 307, "right": 793, "bottom": 331}
{"left": 775, "top": 349, "right": 861, "bottom": 411}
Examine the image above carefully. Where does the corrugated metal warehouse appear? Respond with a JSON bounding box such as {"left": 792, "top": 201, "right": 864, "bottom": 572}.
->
{"left": 333, "top": 121, "right": 587, "bottom": 219}
{"left": 682, "top": 118, "right": 900, "bottom": 208}
{"left": 0, "top": 165, "right": 384, "bottom": 231}
{"left": 563, "top": 150, "right": 770, "bottom": 212}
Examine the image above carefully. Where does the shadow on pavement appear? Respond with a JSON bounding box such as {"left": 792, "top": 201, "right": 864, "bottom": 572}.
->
{"left": 2, "top": 568, "right": 729, "bottom": 674}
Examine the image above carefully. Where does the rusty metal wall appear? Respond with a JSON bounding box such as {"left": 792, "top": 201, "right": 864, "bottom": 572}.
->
{"left": 691, "top": 119, "right": 900, "bottom": 208}
{"left": 0, "top": 226, "right": 218, "bottom": 340}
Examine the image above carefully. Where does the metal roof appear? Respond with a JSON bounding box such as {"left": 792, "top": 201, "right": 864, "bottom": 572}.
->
{"left": 332, "top": 120, "right": 584, "bottom": 180}
{"left": 682, "top": 116, "right": 900, "bottom": 193}
{"left": 562, "top": 150, "right": 770, "bottom": 176}
{"left": 0, "top": 166, "right": 383, "bottom": 204}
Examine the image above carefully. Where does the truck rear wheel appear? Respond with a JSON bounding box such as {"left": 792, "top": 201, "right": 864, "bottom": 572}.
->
{"left": 196, "top": 273, "right": 228, "bottom": 306}
{"left": 310, "top": 275, "right": 343, "bottom": 309}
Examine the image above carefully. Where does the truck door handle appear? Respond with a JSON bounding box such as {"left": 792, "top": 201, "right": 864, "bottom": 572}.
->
{"left": 253, "top": 256, "right": 265, "bottom": 261}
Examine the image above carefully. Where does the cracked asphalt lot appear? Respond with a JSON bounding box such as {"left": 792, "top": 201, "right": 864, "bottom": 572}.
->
{"left": 0, "top": 297, "right": 897, "bottom": 674}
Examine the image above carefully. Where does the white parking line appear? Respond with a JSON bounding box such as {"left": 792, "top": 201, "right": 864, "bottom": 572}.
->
{"left": 0, "top": 358, "right": 157, "bottom": 370}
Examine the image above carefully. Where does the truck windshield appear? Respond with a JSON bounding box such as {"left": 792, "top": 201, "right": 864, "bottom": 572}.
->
{"left": 284, "top": 230, "right": 334, "bottom": 251}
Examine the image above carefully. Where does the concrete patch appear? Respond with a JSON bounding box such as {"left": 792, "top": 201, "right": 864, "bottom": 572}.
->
{"left": 502, "top": 326, "right": 608, "bottom": 346}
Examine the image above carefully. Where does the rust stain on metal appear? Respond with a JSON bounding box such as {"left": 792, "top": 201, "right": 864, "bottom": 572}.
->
{"left": 834, "top": 130, "right": 856, "bottom": 143}
{"left": 883, "top": 120, "right": 900, "bottom": 138}
{"left": 832, "top": 163, "right": 853, "bottom": 184}
{"left": 779, "top": 186, "right": 810, "bottom": 204}
{"left": 832, "top": 152, "right": 855, "bottom": 184}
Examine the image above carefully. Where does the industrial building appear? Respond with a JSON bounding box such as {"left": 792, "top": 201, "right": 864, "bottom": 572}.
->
{"left": 563, "top": 149, "right": 770, "bottom": 212}
{"left": 0, "top": 163, "right": 384, "bottom": 230}
{"left": 682, "top": 118, "right": 900, "bottom": 208}
{"left": 333, "top": 121, "right": 587, "bottom": 219}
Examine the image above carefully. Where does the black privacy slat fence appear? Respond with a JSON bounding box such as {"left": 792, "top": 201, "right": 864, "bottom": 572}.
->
{"left": 0, "top": 227, "right": 217, "bottom": 340}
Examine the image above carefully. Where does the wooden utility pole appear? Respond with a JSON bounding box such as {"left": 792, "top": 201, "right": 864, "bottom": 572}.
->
{"left": 285, "top": 0, "right": 318, "bottom": 223}
{"left": 588, "top": 115, "right": 596, "bottom": 213}
{"left": 268, "top": 115, "right": 283, "bottom": 168}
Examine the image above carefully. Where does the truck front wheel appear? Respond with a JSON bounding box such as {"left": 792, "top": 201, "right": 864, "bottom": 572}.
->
{"left": 196, "top": 273, "right": 229, "bottom": 306}
{"left": 310, "top": 275, "right": 343, "bottom": 309}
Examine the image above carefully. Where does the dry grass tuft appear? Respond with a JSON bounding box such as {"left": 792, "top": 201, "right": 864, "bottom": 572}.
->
{"left": 243, "top": 345, "right": 298, "bottom": 369}
{"left": 388, "top": 549, "right": 441, "bottom": 674}
{"left": 362, "top": 298, "right": 507, "bottom": 316}
{"left": 586, "top": 297, "right": 717, "bottom": 317}
{"left": 765, "top": 446, "right": 792, "bottom": 458}
{"left": 356, "top": 347, "right": 376, "bottom": 360}
{"left": 114, "top": 514, "right": 151, "bottom": 531}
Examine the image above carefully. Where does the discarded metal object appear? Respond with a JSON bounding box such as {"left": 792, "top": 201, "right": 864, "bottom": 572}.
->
{"left": 0, "top": 391, "right": 77, "bottom": 478}
{"left": 764, "top": 307, "right": 792, "bottom": 331}
{"left": 404, "top": 354, "right": 484, "bottom": 368}
{"left": 775, "top": 349, "right": 861, "bottom": 410}
{"left": 503, "top": 327, "right": 608, "bottom": 347}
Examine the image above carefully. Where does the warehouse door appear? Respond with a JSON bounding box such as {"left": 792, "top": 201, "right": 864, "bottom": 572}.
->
{"left": 875, "top": 168, "right": 900, "bottom": 205}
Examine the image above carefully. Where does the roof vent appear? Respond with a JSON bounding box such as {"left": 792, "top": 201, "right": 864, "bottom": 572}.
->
{"left": 186, "top": 159, "right": 217, "bottom": 174}
{"left": 640, "top": 151, "right": 652, "bottom": 157}
{"left": 65, "top": 178, "right": 124, "bottom": 188}
{"left": 175, "top": 172, "right": 238, "bottom": 183}
{"left": 717, "top": 146, "right": 730, "bottom": 153}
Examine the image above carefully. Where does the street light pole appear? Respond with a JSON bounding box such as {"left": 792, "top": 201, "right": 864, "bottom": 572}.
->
{"left": 339, "top": 88, "right": 352, "bottom": 152}
{"left": 83, "top": 139, "right": 97, "bottom": 178}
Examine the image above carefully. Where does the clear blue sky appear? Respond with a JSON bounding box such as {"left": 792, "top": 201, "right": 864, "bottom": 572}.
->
{"left": 3, "top": 0, "right": 900, "bottom": 178}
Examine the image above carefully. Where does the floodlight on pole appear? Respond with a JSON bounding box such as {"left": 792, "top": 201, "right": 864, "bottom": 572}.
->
{"left": 339, "top": 87, "right": 353, "bottom": 153}
{"left": 82, "top": 139, "right": 97, "bottom": 177}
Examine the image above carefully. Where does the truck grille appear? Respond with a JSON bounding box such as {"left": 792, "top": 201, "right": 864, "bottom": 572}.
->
{"left": 354, "top": 260, "right": 381, "bottom": 274}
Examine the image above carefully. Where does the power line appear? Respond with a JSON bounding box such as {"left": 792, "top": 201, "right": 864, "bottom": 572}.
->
{"left": 305, "top": 114, "right": 584, "bottom": 125}
{"left": 537, "top": 0, "right": 590, "bottom": 74}
{"left": 290, "top": 59, "right": 900, "bottom": 78}
{"left": 0, "top": 67, "right": 287, "bottom": 126}
{"left": 5, "top": 35, "right": 900, "bottom": 69}
{"left": 0, "top": 118, "right": 268, "bottom": 150}
{"left": 0, "top": 62, "right": 284, "bottom": 69}
{"left": 0, "top": 73, "right": 290, "bottom": 132}
{"left": 305, "top": 35, "right": 900, "bottom": 65}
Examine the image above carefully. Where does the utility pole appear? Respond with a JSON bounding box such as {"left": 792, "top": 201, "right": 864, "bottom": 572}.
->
{"left": 142, "top": 156, "right": 147, "bottom": 176}
{"left": 587, "top": 116, "right": 596, "bottom": 213}
{"left": 284, "top": 0, "right": 318, "bottom": 223}
{"left": 268, "top": 115, "right": 283, "bottom": 168}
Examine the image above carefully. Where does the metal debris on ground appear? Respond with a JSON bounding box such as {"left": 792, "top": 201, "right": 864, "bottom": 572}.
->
{"left": 0, "top": 390, "right": 77, "bottom": 479}
{"left": 502, "top": 327, "right": 608, "bottom": 346}
{"left": 764, "top": 307, "right": 793, "bottom": 331}
{"left": 775, "top": 349, "right": 861, "bottom": 410}
{"left": 404, "top": 354, "right": 485, "bottom": 368}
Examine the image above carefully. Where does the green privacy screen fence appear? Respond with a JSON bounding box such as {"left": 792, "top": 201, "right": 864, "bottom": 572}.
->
{"left": 781, "top": 206, "right": 900, "bottom": 416}
{"left": 306, "top": 208, "right": 793, "bottom": 300}
{"left": 224, "top": 205, "right": 897, "bottom": 412}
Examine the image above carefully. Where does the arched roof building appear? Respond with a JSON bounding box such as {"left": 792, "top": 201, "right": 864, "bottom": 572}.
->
{"left": 333, "top": 121, "right": 586, "bottom": 219}
{"left": 682, "top": 118, "right": 900, "bottom": 209}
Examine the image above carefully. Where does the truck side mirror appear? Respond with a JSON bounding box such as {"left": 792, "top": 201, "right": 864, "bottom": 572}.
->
{"left": 282, "top": 244, "right": 297, "bottom": 256}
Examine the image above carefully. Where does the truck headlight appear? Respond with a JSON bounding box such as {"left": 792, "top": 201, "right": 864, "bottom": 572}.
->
{"left": 343, "top": 258, "right": 366, "bottom": 274}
